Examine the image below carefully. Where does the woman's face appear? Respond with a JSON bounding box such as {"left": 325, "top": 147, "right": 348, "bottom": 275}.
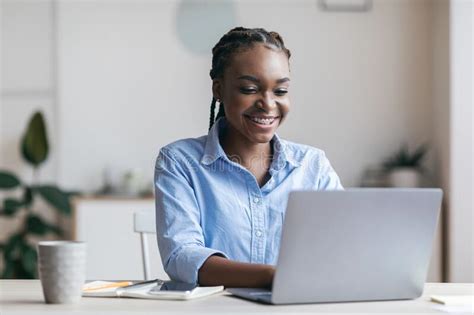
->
{"left": 213, "top": 44, "right": 290, "bottom": 144}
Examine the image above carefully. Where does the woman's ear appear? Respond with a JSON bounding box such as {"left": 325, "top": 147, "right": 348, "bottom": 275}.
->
{"left": 212, "top": 79, "right": 222, "bottom": 101}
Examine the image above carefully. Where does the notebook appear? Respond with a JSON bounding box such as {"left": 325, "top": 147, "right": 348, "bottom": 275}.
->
{"left": 82, "top": 280, "right": 224, "bottom": 300}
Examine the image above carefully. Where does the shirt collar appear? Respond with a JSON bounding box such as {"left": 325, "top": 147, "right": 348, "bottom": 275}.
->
{"left": 271, "top": 133, "right": 301, "bottom": 171}
{"left": 200, "top": 118, "right": 227, "bottom": 165}
{"left": 200, "top": 117, "right": 301, "bottom": 169}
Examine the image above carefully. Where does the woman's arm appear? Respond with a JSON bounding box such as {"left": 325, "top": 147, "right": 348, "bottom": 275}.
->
{"left": 198, "top": 255, "right": 275, "bottom": 288}
{"left": 156, "top": 148, "right": 274, "bottom": 287}
{"left": 155, "top": 149, "right": 228, "bottom": 284}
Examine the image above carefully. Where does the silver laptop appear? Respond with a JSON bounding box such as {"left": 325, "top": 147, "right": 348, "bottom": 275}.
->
{"left": 227, "top": 188, "right": 443, "bottom": 304}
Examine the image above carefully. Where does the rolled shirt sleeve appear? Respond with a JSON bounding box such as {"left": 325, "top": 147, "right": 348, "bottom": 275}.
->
{"left": 154, "top": 148, "right": 227, "bottom": 284}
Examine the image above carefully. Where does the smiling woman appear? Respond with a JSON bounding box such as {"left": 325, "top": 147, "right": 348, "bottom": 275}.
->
{"left": 154, "top": 27, "right": 343, "bottom": 288}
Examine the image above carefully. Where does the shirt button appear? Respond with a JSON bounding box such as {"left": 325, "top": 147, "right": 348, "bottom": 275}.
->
{"left": 255, "top": 230, "right": 263, "bottom": 237}
{"left": 253, "top": 197, "right": 260, "bottom": 204}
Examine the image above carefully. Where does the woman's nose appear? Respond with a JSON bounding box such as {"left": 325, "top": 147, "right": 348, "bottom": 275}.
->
{"left": 256, "top": 92, "right": 276, "bottom": 111}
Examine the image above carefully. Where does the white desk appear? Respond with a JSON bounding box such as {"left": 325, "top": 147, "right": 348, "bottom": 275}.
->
{"left": 0, "top": 281, "right": 473, "bottom": 314}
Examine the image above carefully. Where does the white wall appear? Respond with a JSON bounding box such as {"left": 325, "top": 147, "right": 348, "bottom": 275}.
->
{"left": 431, "top": 0, "right": 450, "bottom": 282}
{"left": 56, "top": 0, "right": 436, "bottom": 192}
{"left": 448, "top": 0, "right": 473, "bottom": 282}
{"left": 56, "top": 1, "right": 206, "bottom": 191}
{"left": 0, "top": 0, "right": 57, "bottom": 183}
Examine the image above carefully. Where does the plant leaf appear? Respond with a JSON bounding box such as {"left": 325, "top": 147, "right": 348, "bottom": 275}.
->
{"left": 21, "top": 243, "right": 38, "bottom": 277}
{"left": 49, "top": 225, "right": 63, "bottom": 236}
{"left": 2, "top": 234, "right": 21, "bottom": 279}
{"left": 23, "top": 187, "right": 33, "bottom": 206}
{"left": 0, "top": 171, "right": 21, "bottom": 189}
{"left": 13, "top": 257, "right": 33, "bottom": 279}
{"left": 3, "top": 234, "right": 23, "bottom": 261}
{"left": 383, "top": 144, "right": 428, "bottom": 169}
{"left": 3, "top": 198, "right": 24, "bottom": 216}
{"left": 410, "top": 145, "right": 427, "bottom": 165}
{"left": 26, "top": 215, "right": 49, "bottom": 236}
{"left": 35, "top": 185, "right": 71, "bottom": 215}
{"left": 26, "top": 214, "right": 63, "bottom": 236}
{"left": 1, "top": 236, "right": 36, "bottom": 279}
{"left": 1, "top": 259, "right": 15, "bottom": 278}
{"left": 21, "top": 111, "right": 49, "bottom": 167}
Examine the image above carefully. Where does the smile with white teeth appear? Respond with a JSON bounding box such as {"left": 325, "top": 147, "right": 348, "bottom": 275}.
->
{"left": 248, "top": 116, "right": 276, "bottom": 125}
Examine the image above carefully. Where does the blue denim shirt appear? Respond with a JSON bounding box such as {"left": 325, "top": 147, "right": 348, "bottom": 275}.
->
{"left": 154, "top": 118, "right": 343, "bottom": 283}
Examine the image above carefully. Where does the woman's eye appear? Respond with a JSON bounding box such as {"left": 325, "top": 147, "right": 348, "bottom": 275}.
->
{"left": 240, "top": 87, "right": 257, "bottom": 94}
{"left": 275, "top": 89, "right": 288, "bottom": 96}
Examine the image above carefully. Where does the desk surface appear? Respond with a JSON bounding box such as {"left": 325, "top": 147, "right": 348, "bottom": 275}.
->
{"left": 1, "top": 281, "right": 473, "bottom": 314}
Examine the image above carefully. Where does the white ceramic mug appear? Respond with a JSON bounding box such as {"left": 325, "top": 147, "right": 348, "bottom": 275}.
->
{"left": 37, "top": 241, "right": 87, "bottom": 304}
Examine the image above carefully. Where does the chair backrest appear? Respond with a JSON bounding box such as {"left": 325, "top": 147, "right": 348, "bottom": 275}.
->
{"left": 134, "top": 211, "right": 156, "bottom": 280}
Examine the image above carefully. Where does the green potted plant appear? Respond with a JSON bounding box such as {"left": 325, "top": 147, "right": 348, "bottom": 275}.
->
{"left": 0, "top": 111, "right": 76, "bottom": 279}
{"left": 383, "top": 144, "right": 427, "bottom": 187}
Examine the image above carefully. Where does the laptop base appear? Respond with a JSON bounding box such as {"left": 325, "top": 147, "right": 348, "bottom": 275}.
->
{"left": 227, "top": 288, "right": 273, "bottom": 304}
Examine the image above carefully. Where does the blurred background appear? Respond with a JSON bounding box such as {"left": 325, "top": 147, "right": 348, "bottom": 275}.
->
{"left": 0, "top": 0, "right": 472, "bottom": 283}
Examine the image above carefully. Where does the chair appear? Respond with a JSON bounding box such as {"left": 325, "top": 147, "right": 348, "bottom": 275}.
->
{"left": 133, "top": 211, "right": 156, "bottom": 280}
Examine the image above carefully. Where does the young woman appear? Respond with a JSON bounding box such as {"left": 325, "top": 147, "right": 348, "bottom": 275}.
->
{"left": 155, "top": 27, "right": 343, "bottom": 288}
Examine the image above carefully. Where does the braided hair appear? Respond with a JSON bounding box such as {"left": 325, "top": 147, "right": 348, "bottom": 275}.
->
{"left": 208, "top": 27, "right": 291, "bottom": 130}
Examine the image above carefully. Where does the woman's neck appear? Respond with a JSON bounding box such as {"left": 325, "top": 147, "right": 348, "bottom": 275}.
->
{"left": 220, "top": 123, "right": 273, "bottom": 171}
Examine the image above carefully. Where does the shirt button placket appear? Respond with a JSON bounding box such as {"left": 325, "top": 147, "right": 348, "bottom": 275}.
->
{"left": 252, "top": 195, "right": 265, "bottom": 263}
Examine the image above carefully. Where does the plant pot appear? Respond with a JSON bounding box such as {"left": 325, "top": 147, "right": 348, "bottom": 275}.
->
{"left": 387, "top": 167, "right": 421, "bottom": 188}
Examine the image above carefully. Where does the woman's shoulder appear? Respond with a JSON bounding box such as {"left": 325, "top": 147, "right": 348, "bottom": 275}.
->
{"left": 279, "top": 138, "right": 328, "bottom": 165}
{"left": 158, "top": 135, "right": 207, "bottom": 162}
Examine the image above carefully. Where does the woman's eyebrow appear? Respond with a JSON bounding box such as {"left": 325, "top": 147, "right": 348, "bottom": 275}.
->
{"left": 238, "top": 75, "right": 260, "bottom": 83}
{"left": 276, "top": 77, "right": 290, "bottom": 84}
{"left": 237, "top": 75, "right": 291, "bottom": 84}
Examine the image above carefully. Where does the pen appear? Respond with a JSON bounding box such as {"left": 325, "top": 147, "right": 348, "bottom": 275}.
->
{"left": 83, "top": 281, "right": 133, "bottom": 292}
{"left": 121, "top": 279, "right": 163, "bottom": 290}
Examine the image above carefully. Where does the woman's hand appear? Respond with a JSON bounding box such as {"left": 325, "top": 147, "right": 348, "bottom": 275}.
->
{"left": 198, "top": 255, "right": 275, "bottom": 288}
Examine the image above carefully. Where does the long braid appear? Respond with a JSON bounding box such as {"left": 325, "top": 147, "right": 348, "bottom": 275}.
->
{"left": 215, "top": 103, "right": 225, "bottom": 122}
{"left": 208, "top": 27, "right": 291, "bottom": 130}
{"left": 208, "top": 100, "right": 226, "bottom": 131}
{"left": 209, "top": 98, "right": 217, "bottom": 131}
